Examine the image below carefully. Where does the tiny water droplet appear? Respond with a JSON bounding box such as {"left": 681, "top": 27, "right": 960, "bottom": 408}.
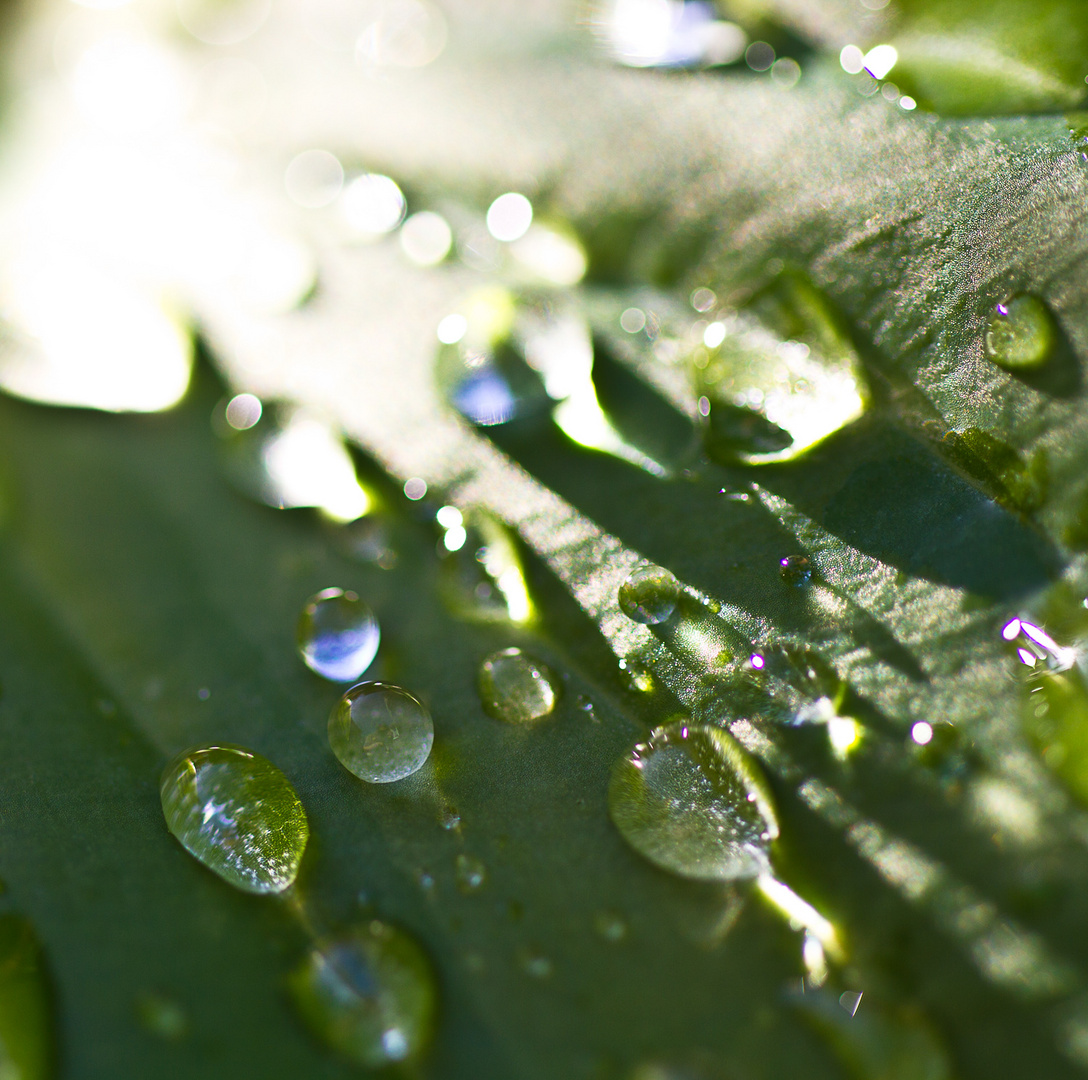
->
{"left": 779, "top": 555, "right": 813, "bottom": 587}
{"left": 618, "top": 565, "right": 680, "bottom": 625}
{"left": 288, "top": 921, "right": 436, "bottom": 1069}
{"left": 516, "top": 946, "right": 553, "bottom": 979}
{"left": 593, "top": 910, "right": 628, "bottom": 943}
{"left": 454, "top": 854, "right": 487, "bottom": 894}
{"left": 160, "top": 745, "right": 309, "bottom": 894}
{"left": 608, "top": 722, "right": 778, "bottom": 881}
{"left": 136, "top": 991, "right": 188, "bottom": 1040}
{"left": 415, "top": 870, "right": 435, "bottom": 893}
{"left": 328, "top": 683, "right": 434, "bottom": 783}
{"left": 297, "top": 588, "right": 380, "bottom": 682}
{"left": 985, "top": 294, "right": 1055, "bottom": 370}
{"left": 477, "top": 648, "right": 559, "bottom": 723}
{"left": 439, "top": 805, "right": 461, "bottom": 830}
{"left": 575, "top": 693, "right": 599, "bottom": 721}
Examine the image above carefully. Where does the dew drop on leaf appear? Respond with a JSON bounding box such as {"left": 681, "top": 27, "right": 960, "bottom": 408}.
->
{"left": 984, "top": 294, "right": 1055, "bottom": 370}
{"left": 297, "top": 588, "right": 380, "bottom": 682}
{"left": 778, "top": 555, "right": 813, "bottom": 588}
{"left": 618, "top": 565, "right": 680, "bottom": 625}
{"left": 328, "top": 682, "right": 434, "bottom": 783}
{"left": 288, "top": 920, "right": 436, "bottom": 1069}
{"left": 454, "top": 853, "right": 487, "bottom": 894}
{"left": 608, "top": 722, "right": 778, "bottom": 881}
{"left": 159, "top": 745, "right": 309, "bottom": 895}
{"left": 476, "top": 647, "right": 559, "bottom": 723}
{"left": 0, "top": 914, "right": 52, "bottom": 1080}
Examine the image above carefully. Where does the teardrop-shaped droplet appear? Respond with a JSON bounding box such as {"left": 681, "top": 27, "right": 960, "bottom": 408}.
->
{"left": 0, "top": 914, "right": 53, "bottom": 1080}
{"left": 618, "top": 565, "right": 680, "bottom": 625}
{"left": 608, "top": 722, "right": 778, "bottom": 881}
{"left": 160, "top": 744, "right": 309, "bottom": 894}
{"left": 984, "top": 294, "right": 1055, "bottom": 370}
{"left": 329, "top": 682, "right": 434, "bottom": 783}
{"left": 214, "top": 397, "right": 370, "bottom": 521}
{"left": 288, "top": 920, "right": 436, "bottom": 1069}
{"left": 476, "top": 648, "right": 559, "bottom": 723}
{"left": 695, "top": 274, "right": 867, "bottom": 465}
{"left": 297, "top": 588, "right": 380, "bottom": 682}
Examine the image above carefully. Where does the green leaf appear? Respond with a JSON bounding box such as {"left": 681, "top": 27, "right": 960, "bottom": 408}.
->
{"left": 2, "top": 1, "right": 1088, "bottom": 1078}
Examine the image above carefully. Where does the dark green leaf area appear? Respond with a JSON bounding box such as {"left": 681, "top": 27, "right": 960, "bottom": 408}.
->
{"left": 0, "top": 379, "right": 847, "bottom": 1079}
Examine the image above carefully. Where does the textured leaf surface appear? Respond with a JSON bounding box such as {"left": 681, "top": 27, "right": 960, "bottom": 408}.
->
{"left": 2, "top": 1, "right": 1088, "bottom": 1078}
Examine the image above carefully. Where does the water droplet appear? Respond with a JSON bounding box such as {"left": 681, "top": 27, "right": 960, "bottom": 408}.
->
{"left": 297, "top": 588, "right": 380, "bottom": 682}
{"left": 696, "top": 274, "right": 867, "bottom": 465}
{"left": 593, "top": 910, "right": 628, "bottom": 943}
{"left": 985, "top": 294, "right": 1055, "bottom": 370}
{"left": 438, "top": 509, "right": 534, "bottom": 624}
{"left": 214, "top": 399, "right": 369, "bottom": 521}
{"left": 454, "top": 854, "right": 487, "bottom": 894}
{"left": 1004, "top": 616, "right": 1088, "bottom": 803}
{"left": 619, "top": 565, "right": 680, "bottom": 625}
{"left": 160, "top": 744, "right": 309, "bottom": 894}
{"left": 516, "top": 946, "right": 552, "bottom": 979}
{"left": 288, "top": 920, "right": 436, "bottom": 1069}
{"left": 779, "top": 555, "right": 813, "bottom": 587}
{"left": 136, "top": 991, "right": 188, "bottom": 1040}
{"left": 439, "top": 805, "right": 461, "bottom": 830}
{"left": 608, "top": 722, "right": 778, "bottom": 881}
{"left": 335, "top": 516, "right": 398, "bottom": 569}
{"left": 477, "top": 648, "right": 559, "bottom": 724}
{"left": 0, "top": 914, "right": 52, "bottom": 1079}
{"left": 328, "top": 682, "right": 434, "bottom": 783}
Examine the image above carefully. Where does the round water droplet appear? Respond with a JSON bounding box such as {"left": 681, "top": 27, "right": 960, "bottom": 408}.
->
{"left": 454, "top": 853, "right": 487, "bottom": 894}
{"left": 779, "top": 555, "right": 813, "bottom": 587}
{"left": 329, "top": 682, "right": 434, "bottom": 783}
{"left": 985, "top": 294, "right": 1055, "bottom": 370}
{"left": 608, "top": 722, "right": 778, "bottom": 881}
{"left": 477, "top": 648, "right": 559, "bottom": 723}
{"left": 288, "top": 920, "right": 436, "bottom": 1069}
{"left": 297, "top": 588, "right": 380, "bottom": 682}
{"left": 618, "top": 565, "right": 680, "bottom": 625}
{"left": 160, "top": 745, "right": 309, "bottom": 894}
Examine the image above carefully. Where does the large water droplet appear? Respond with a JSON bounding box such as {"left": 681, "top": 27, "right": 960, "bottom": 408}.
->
{"left": 985, "top": 294, "right": 1055, "bottom": 370}
{"left": 328, "top": 682, "right": 434, "bottom": 783}
{"left": 608, "top": 722, "right": 778, "bottom": 881}
{"left": 297, "top": 588, "right": 380, "bottom": 682}
{"left": 695, "top": 274, "right": 867, "bottom": 465}
{"left": 160, "top": 745, "right": 309, "bottom": 894}
{"left": 438, "top": 509, "right": 534, "bottom": 624}
{"left": 288, "top": 920, "right": 436, "bottom": 1069}
{"left": 0, "top": 914, "right": 52, "bottom": 1080}
{"left": 1004, "top": 615, "right": 1088, "bottom": 803}
{"left": 619, "top": 565, "right": 680, "bottom": 624}
{"left": 476, "top": 648, "right": 559, "bottom": 723}
{"left": 214, "top": 398, "right": 370, "bottom": 521}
